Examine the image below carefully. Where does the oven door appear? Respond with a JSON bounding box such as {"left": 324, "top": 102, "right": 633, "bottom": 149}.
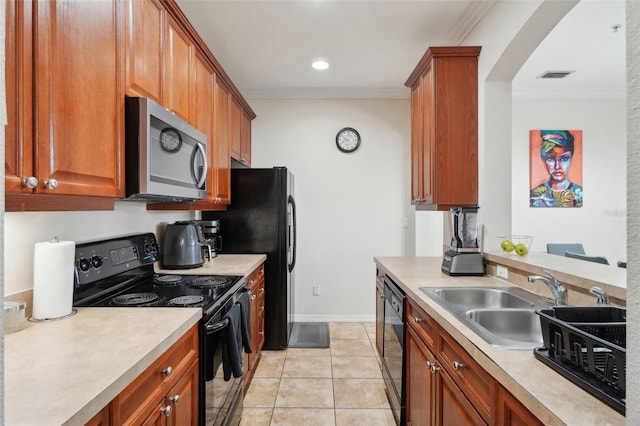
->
{"left": 202, "top": 316, "right": 243, "bottom": 426}
{"left": 382, "top": 278, "right": 405, "bottom": 425}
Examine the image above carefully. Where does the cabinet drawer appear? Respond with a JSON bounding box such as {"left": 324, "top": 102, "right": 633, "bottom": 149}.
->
{"left": 406, "top": 299, "right": 438, "bottom": 351}
{"left": 112, "top": 325, "right": 199, "bottom": 423}
{"left": 437, "top": 329, "right": 495, "bottom": 423}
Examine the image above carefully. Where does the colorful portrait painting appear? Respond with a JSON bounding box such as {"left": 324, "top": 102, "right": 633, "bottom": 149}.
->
{"left": 529, "top": 130, "right": 583, "bottom": 208}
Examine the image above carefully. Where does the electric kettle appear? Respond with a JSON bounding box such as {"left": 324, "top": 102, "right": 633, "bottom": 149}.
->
{"left": 161, "top": 221, "right": 206, "bottom": 269}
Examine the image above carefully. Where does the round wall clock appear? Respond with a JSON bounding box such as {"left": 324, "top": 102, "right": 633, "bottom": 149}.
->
{"left": 159, "top": 127, "right": 183, "bottom": 153}
{"left": 336, "top": 127, "right": 361, "bottom": 153}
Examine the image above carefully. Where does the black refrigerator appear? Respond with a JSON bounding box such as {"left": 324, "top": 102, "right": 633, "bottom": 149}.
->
{"left": 203, "top": 167, "right": 296, "bottom": 350}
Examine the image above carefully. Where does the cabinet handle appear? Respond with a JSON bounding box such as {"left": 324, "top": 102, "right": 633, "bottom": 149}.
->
{"left": 452, "top": 361, "right": 465, "bottom": 371}
{"left": 259, "top": 331, "right": 264, "bottom": 335}
{"left": 21, "top": 176, "right": 38, "bottom": 188}
{"left": 169, "top": 394, "right": 181, "bottom": 405}
{"left": 42, "top": 178, "right": 59, "bottom": 190}
{"left": 426, "top": 361, "right": 440, "bottom": 374}
{"left": 162, "top": 366, "right": 173, "bottom": 377}
{"left": 160, "top": 405, "right": 172, "bottom": 416}
{"left": 214, "top": 197, "right": 220, "bottom": 202}
{"left": 414, "top": 317, "right": 422, "bottom": 323}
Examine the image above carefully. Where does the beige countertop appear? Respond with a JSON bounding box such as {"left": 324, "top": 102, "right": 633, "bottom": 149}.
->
{"left": 4, "top": 254, "right": 266, "bottom": 425}
{"left": 5, "top": 307, "right": 201, "bottom": 426}
{"left": 155, "top": 254, "right": 266, "bottom": 276}
{"left": 374, "top": 256, "right": 625, "bottom": 426}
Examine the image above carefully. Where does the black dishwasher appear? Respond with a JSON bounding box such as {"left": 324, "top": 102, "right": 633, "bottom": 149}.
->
{"left": 382, "top": 276, "right": 405, "bottom": 425}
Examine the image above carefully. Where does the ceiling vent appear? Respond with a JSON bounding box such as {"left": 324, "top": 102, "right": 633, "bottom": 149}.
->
{"left": 537, "top": 71, "right": 574, "bottom": 79}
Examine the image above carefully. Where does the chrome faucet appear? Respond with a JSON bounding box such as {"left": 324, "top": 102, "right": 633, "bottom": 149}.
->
{"left": 527, "top": 269, "right": 567, "bottom": 306}
{"left": 589, "top": 286, "right": 609, "bottom": 305}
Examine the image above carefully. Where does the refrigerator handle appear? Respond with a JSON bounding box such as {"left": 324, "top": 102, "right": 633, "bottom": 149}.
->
{"left": 288, "top": 194, "right": 297, "bottom": 272}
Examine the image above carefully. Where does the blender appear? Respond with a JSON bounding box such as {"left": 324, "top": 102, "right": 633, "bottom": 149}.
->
{"left": 441, "top": 206, "right": 486, "bottom": 276}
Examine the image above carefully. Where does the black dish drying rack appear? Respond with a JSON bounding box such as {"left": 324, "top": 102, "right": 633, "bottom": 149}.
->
{"left": 534, "top": 306, "right": 626, "bottom": 415}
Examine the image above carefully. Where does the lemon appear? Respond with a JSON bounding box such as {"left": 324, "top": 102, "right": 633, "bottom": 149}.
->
{"left": 514, "top": 243, "right": 529, "bottom": 256}
{"left": 500, "top": 239, "right": 515, "bottom": 252}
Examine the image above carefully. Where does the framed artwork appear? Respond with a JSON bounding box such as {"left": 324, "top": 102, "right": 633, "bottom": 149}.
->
{"left": 529, "top": 129, "right": 583, "bottom": 208}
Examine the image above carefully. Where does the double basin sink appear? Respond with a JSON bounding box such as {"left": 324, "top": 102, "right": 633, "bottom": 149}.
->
{"left": 420, "top": 286, "right": 551, "bottom": 349}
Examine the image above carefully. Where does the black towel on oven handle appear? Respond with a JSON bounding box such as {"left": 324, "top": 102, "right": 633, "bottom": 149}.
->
{"left": 238, "top": 288, "right": 253, "bottom": 354}
{"left": 221, "top": 303, "right": 243, "bottom": 380}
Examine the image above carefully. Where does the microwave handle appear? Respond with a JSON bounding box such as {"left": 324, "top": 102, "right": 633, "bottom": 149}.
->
{"left": 194, "top": 142, "right": 208, "bottom": 188}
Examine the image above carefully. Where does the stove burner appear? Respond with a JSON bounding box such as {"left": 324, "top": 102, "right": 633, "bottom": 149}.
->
{"left": 189, "top": 276, "right": 231, "bottom": 289}
{"left": 154, "top": 275, "right": 184, "bottom": 285}
{"left": 170, "top": 295, "right": 205, "bottom": 306}
{"left": 112, "top": 293, "right": 159, "bottom": 306}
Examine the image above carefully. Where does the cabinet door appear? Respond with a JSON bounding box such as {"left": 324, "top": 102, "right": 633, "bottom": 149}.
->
{"left": 164, "top": 15, "right": 193, "bottom": 122}
{"left": 438, "top": 367, "right": 487, "bottom": 426}
{"left": 375, "top": 272, "right": 385, "bottom": 358}
{"left": 406, "top": 326, "right": 436, "bottom": 426}
{"left": 168, "top": 359, "right": 199, "bottom": 426}
{"left": 125, "top": 0, "right": 164, "bottom": 103}
{"left": 240, "top": 110, "right": 252, "bottom": 167}
{"left": 5, "top": 0, "right": 33, "bottom": 194}
{"left": 33, "top": 0, "right": 125, "bottom": 198}
{"left": 497, "top": 386, "right": 544, "bottom": 426}
{"left": 192, "top": 51, "right": 215, "bottom": 202}
{"left": 410, "top": 73, "right": 424, "bottom": 204}
{"left": 212, "top": 77, "right": 232, "bottom": 205}
{"left": 421, "top": 68, "right": 435, "bottom": 204}
{"left": 229, "top": 97, "right": 243, "bottom": 164}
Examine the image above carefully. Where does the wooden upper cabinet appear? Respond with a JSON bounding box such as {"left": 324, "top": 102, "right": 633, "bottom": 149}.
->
{"left": 33, "top": 0, "right": 124, "bottom": 199}
{"left": 125, "top": 0, "right": 164, "bottom": 103}
{"left": 164, "top": 14, "right": 194, "bottom": 123}
{"left": 229, "top": 96, "right": 243, "bottom": 163}
{"left": 212, "top": 77, "right": 232, "bottom": 206}
{"left": 192, "top": 51, "right": 215, "bottom": 202}
{"left": 5, "top": 0, "right": 33, "bottom": 195}
{"left": 405, "top": 46, "right": 481, "bottom": 211}
{"left": 241, "top": 110, "right": 252, "bottom": 167}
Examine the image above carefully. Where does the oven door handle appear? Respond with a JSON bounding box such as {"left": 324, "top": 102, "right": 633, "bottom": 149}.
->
{"left": 205, "top": 317, "right": 230, "bottom": 335}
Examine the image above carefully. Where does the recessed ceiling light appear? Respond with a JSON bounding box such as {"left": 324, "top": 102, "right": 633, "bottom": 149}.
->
{"left": 312, "top": 60, "right": 329, "bottom": 71}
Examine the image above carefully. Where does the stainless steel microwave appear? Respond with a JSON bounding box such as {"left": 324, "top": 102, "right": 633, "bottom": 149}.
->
{"left": 124, "top": 97, "right": 207, "bottom": 202}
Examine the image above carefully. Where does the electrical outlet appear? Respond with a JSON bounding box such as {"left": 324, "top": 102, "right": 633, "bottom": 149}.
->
{"left": 313, "top": 285, "right": 320, "bottom": 296}
{"left": 496, "top": 265, "right": 509, "bottom": 279}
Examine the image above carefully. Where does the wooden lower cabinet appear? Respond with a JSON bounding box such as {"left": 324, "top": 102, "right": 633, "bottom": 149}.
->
{"left": 110, "top": 325, "right": 199, "bottom": 425}
{"left": 406, "top": 325, "right": 437, "bottom": 426}
{"left": 244, "top": 262, "right": 266, "bottom": 391}
{"left": 404, "top": 299, "right": 541, "bottom": 426}
{"left": 497, "top": 386, "right": 544, "bottom": 426}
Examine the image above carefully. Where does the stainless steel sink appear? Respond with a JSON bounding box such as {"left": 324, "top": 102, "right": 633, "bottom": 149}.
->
{"left": 465, "top": 308, "right": 544, "bottom": 348}
{"left": 430, "top": 287, "right": 534, "bottom": 309}
{"left": 420, "top": 286, "right": 550, "bottom": 349}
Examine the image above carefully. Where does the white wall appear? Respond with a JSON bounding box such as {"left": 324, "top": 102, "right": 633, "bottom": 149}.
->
{"left": 249, "top": 98, "right": 409, "bottom": 321}
{"left": 4, "top": 203, "right": 193, "bottom": 296}
{"left": 512, "top": 99, "right": 627, "bottom": 263}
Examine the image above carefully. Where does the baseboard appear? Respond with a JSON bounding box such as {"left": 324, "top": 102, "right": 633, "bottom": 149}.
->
{"left": 293, "top": 314, "right": 376, "bottom": 323}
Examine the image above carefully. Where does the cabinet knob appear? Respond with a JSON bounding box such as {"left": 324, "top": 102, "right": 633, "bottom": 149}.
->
{"left": 452, "top": 361, "right": 465, "bottom": 371}
{"left": 169, "top": 394, "right": 181, "bottom": 405}
{"left": 162, "top": 366, "right": 173, "bottom": 377}
{"left": 42, "top": 178, "right": 59, "bottom": 190}
{"left": 250, "top": 295, "right": 256, "bottom": 301}
{"left": 21, "top": 176, "right": 38, "bottom": 188}
{"left": 259, "top": 306, "right": 264, "bottom": 311}
{"left": 259, "top": 331, "right": 264, "bottom": 335}
{"left": 426, "top": 361, "right": 440, "bottom": 374}
{"left": 414, "top": 317, "right": 422, "bottom": 323}
{"left": 241, "top": 158, "right": 248, "bottom": 164}
{"left": 160, "top": 405, "right": 172, "bottom": 416}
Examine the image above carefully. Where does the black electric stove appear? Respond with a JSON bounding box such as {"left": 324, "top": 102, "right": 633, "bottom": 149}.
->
{"left": 72, "top": 233, "right": 244, "bottom": 317}
{"left": 72, "top": 233, "right": 247, "bottom": 426}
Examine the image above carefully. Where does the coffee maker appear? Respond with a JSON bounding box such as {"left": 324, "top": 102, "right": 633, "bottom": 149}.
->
{"left": 196, "top": 220, "right": 222, "bottom": 260}
{"left": 441, "top": 206, "right": 485, "bottom": 276}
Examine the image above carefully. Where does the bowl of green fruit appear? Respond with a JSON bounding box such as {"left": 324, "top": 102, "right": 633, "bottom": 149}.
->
{"left": 498, "top": 235, "right": 533, "bottom": 256}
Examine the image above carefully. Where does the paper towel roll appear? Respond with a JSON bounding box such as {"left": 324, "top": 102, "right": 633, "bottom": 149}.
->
{"left": 32, "top": 238, "right": 76, "bottom": 320}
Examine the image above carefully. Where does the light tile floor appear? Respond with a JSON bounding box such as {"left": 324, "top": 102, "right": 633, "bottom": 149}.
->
{"left": 240, "top": 322, "right": 396, "bottom": 426}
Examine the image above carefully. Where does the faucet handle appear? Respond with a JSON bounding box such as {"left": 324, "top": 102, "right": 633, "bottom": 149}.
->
{"left": 541, "top": 269, "right": 559, "bottom": 285}
{"left": 589, "top": 286, "right": 609, "bottom": 305}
